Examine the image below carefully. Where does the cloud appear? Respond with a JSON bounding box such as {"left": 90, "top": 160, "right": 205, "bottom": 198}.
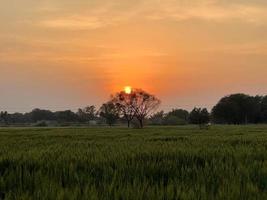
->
{"left": 143, "top": 1, "right": 267, "bottom": 24}
{"left": 33, "top": 0, "right": 267, "bottom": 31}
{"left": 201, "top": 42, "right": 267, "bottom": 55}
{"left": 40, "top": 17, "right": 105, "bottom": 30}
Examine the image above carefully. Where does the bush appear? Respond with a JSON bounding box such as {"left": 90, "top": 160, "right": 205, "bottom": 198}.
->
{"left": 163, "top": 116, "right": 187, "bottom": 125}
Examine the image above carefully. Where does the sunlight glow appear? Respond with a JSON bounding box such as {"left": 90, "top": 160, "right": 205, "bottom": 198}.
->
{"left": 124, "top": 86, "right": 132, "bottom": 94}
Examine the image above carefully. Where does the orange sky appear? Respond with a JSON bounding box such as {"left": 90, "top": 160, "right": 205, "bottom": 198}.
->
{"left": 1, "top": 0, "right": 267, "bottom": 112}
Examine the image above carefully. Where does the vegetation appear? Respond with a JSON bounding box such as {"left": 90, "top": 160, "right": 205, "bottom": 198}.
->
{"left": 77, "top": 106, "right": 97, "bottom": 123}
{"left": 212, "top": 94, "right": 267, "bottom": 124}
{"left": 189, "top": 107, "right": 210, "bottom": 127}
{"left": 2, "top": 93, "right": 267, "bottom": 127}
{"left": 112, "top": 91, "right": 137, "bottom": 128}
{"left": 111, "top": 89, "right": 161, "bottom": 128}
{"left": 99, "top": 102, "right": 119, "bottom": 126}
{"left": 1, "top": 126, "right": 267, "bottom": 199}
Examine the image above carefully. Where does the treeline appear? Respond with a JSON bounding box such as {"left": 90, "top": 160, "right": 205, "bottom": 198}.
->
{"left": 0, "top": 106, "right": 98, "bottom": 126}
{"left": 1, "top": 93, "right": 267, "bottom": 127}
{"left": 151, "top": 94, "right": 267, "bottom": 125}
{"left": 0, "top": 107, "right": 209, "bottom": 127}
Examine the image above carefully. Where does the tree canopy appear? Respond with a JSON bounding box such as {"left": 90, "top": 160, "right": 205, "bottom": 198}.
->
{"left": 212, "top": 94, "right": 265, "bottom": 124}
{"left": 189, "top": 108, "right": 210, "bottom": 126}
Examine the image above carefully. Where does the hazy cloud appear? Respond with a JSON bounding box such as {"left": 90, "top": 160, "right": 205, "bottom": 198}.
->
{"left": 33, "top": 0, "right": 267, "bottom": 30}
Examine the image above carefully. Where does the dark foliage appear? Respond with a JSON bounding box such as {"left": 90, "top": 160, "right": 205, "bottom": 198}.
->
{"left": 2, "top": 93, "right": 267, "bottom": 126}
{"left": 0, "top": 106, "right": 97, "bottom": 125}
{"left": 112, "top": 89, "right": 161, "bottom": 128}
{"left": 77, "top": 106, "right": 97, "bottom": 122}
{"left": 189, "top": 108, "right": 210, "bottom": 126}
{"left": 149, "top": 109, "right": 189, "bottom": 126}
{"left": 212, "top": 94, "right": 266, "bottom": 124}
{"left": 30, "top": 109, "right": 55, "bottom": 122}
{"left": 99, "top": 101, "right": 119, "bottom": 126}
{"left": 112, "top": 91, "right": 137, "bottom": 128}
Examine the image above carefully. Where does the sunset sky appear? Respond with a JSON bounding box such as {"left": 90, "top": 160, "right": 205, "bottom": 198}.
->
{"left": 1, "top": 0, "right": 267, "bottom": 112}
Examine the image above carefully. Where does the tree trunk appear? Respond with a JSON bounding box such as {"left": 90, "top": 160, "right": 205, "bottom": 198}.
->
{"left": 127, "top": 120, "right": 130, "bottom": 128}
{"left": 139, "top": 119, "right": 144, "bottom": 128}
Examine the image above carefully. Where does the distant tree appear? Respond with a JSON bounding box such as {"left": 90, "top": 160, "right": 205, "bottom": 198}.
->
{"left": 130, "top": 89, "right": 161, "bottom": 128}
{"left": 30, "top": 109, "right": 55, "bottom": 122}
{"left": 163, "top": 115, "right": 188, "bottom": 125}
{"left": 54, "top": 110, "right": 78, "bottom": 122}
{"left": 261, "top": 96, "right": 267, "bottom": 123}
{"left": 77, "top": 106, "right": 97, "bottom": 122}
{"left": 189, "top": 108, "right": 210, "bottom": 127}
{"left": 99, "top": 102, "right": 119, "bottom": 126}
{"left": 85, "top": 106, "right": 97, "bottom": 119}
{"left": 166, "top": 109, "right": 189, "bottom": 121}
{"left": 252, "top": 95, "right": 263, "bottom": 123}
{"left": 164, "top": 109, "right": 189, "bottom": 125}
{"left": 149, "top": 111, "right": 165, "bottom": 125}
{"left": 8, "top": 113, "right": 27, "bottom": 124}
{"left": 111, "top": 91, "right": 137, "bottom": 128}
{"left": 212, "top": 94, "right": 261, "bottom": 124}
{"left": 0, "top": 111, "right": 9, "bottom": 125}
{"left": 111, "top": 89, "right": 160, "bottom": 128}
{"left": 77, "top": 109, "right": 85, "bottom": 122}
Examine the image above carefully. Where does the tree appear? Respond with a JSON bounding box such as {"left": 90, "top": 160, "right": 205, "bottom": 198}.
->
{"left": 163, "top": 115, "right": 188, "bottom": 125}
{"left": 99, "top": 102, "right": 119, "bottom": 126}
{"left": 212, "top": 94, "right": 261, "bottom": 124}
{"left": 261, "top": 96, "right": 267, "bottom": 123}
{"left": 189, "top": 108, "right": 210, "bottom": 127}
{"left": 8, "top": 113, "right": 27, "bottom": 124}
{"left": 164, "top": 109, "right": 189, "bottom": 125}
{"left": 166, "top": 109, "right": 189, "bottom": 121}
{"left": 54, "top": 110, "right": 78, "bottom": 122}
{"left": 30, "top": 109, "right": 55, "bottom": 122}
{"left": 84, "top": 106, "right": 97, "bottom": 120}
{"left": 77, "top": 106, "right": 97, "bottom": 122}
{"left": 149, "top": 111, "right": 165, "bottom": 125}
{"left": 0, "top": 111, "right": 9, "bottom": 125}
{"left": 111, "top": 91, "right": 137, "bottom": 128}
{"left": 130, "top": 89, "right": 161, "bottom": 128}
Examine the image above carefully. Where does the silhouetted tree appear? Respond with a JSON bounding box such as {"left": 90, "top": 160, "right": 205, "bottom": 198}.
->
{"left": 189, "top": 108, "right": 210, "bottom": 127}
{"left": 164, "top": 109, "right": 189, "bottom": 125}
{"left": 112, "top": 91, "right": 137, "bottom": 128}
{"left": 8, "top": 113, "right": 27, "bottom": 124}
{"left": 30, "top": 109, "right": 55, "bottom": 122}
{"left": 261, "top": 96, "right": 267, "bottom": 123}
{"left": 212, "top": 94, "right": 261, "bottom": 124}
{"left": 163, "top": 115, "right": 188, "bottom": 125}
{"left": 54, "top": 110, "right": 78, "bottom": 122}
{"left": 166, "top": 109, "right": 189, "bottom": 121}
{"left": 149, "top": 111, "right": 165, "bottom": 125}
{"left": 0, "top": 111, "right": 9, "bottom": 125}
{"left": 99, "top": 102, "right": 119, "bottom": 126}
{"left": 130, "top": 89, "right": 161, "bottom": 128}
{"left": 77, "top": 106, "right": 97, "bottom": 122}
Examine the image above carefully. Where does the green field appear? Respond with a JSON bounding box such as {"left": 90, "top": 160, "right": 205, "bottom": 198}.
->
{"left": 1, "top": 126, "right": 267, "bottom": 199}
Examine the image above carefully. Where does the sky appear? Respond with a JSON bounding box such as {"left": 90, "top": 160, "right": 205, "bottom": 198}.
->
{"left": 1, "top": 0, "right": 267, "bottom": 112}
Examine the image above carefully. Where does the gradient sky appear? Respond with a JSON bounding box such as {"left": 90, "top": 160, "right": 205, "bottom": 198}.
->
{"left": 1, "top": 0, "right": 267, "bottom": 112}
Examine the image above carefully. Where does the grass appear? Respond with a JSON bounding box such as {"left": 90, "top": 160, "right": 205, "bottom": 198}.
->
{"left": 1, "top": 125, "right": 267, "bottom": 199}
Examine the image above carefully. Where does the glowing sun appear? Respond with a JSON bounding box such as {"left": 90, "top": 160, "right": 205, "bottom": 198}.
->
{"left": 124, "top": 86, "right": 132, "bottom": 94}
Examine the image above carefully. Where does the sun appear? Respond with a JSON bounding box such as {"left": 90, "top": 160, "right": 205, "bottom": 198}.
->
{"left": 124, "top": 86, "right": 132, "bottom": 94}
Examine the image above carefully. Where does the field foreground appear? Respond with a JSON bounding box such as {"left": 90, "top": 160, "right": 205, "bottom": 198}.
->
{"left": 1, "top": 126, "right": 267, "bottom": 199}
